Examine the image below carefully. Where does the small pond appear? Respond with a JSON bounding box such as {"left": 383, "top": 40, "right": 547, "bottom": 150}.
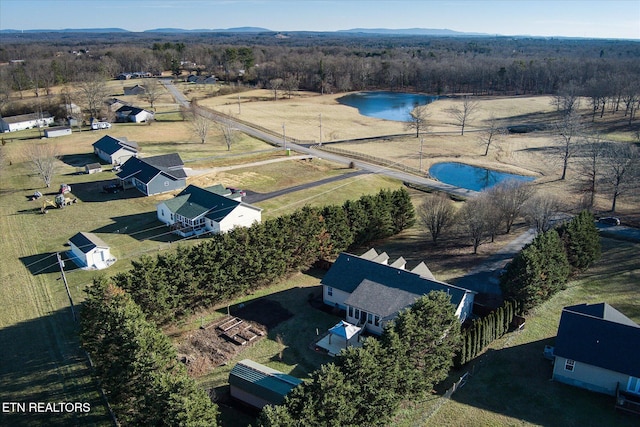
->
{"left": 337, "top": 91, "right": 437, "bottom": 122}
{"left": 429, "top": 162, "right": 535, "bottom": 191}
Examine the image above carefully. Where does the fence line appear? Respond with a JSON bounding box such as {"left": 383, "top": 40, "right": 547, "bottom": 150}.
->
{"left": 420, "top": 371, "right": 472, "bottom": 423}
{"left": 314, "top": 144, "right": 427, "bottom": 177}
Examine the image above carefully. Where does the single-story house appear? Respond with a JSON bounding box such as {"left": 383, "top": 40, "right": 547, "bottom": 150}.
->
{"left": 68, "top": 232, "right": 114, "bottom": 270}
{"left": 44, "top": 126, "right": 72, "bottom": 138}
{"left": 187, "top": 75, "right": 217, "bottom": 85}
{"left": 92, "top": 135, "right": 139, "bottom": 165}
{"left": 105, "top": 97, "right": 130, "bottom": 112}
{"left": 0, "top": 112, "right": 54, "bottom": 133}
{"left": 85, "top": 163, "right": 102, "bottom": 174}
{"left": 321, "top": 248, "right": 475, "bottom": 335}
{"left": 229, "top": 359, "right": 302, "bottom": 410}
{"left": 552, "top": 303, "right": 640, "bottom": 397}
{"left": 123, "top": 84, "right": 146, "bottom": 95}
{"left": 117, "top": 153, "right": 187, "bottom": 196}
{"left": 156, "top": 184, "right": 262, "bottom": 237}
{"left": 115, "top": 105, "right": 154, "bottom": 123}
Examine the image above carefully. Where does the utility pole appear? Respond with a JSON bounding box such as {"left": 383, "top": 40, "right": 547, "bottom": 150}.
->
{"left": 319, "top": 113, "right": 322, "bottom": 146}
{"left": 237, "top": 94, "right": 241, "bottom": 115}
{"left": 419, "top": 137, "right": 424, "bottom": 172}
{"left": 282, "top": 122, "right": 286, "bottom": 150}
{"left": 57, "top": 252, "right": 76, "bottom": 321}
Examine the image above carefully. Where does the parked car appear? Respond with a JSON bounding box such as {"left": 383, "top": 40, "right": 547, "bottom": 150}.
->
{"left": 598, "top": 216, "right": 620, "bottom": 226}
{"left": 226, "top": 187, "right": 247, "bottom": 197}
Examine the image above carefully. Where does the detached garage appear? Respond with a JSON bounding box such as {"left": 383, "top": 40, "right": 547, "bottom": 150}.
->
{"left": 229, "top": 359, "right": 302, "bottom": 410}
{"left": 68, "top": 232, "right": 114, "bottom": 270}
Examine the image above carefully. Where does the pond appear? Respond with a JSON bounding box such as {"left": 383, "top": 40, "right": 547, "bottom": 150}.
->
{"left": 337, "top": 91, "right": 437, "bottom": 122}
{"left": 429, "top": 162, "right": 535, "bottom": 191}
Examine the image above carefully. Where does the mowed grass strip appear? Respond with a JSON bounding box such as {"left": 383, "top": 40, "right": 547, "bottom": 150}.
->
{"left": 394, "top": 237, "right": 640, "bottom": 427}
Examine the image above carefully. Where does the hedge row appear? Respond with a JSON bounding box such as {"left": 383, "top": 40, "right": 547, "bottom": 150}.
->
{"left": 113, "top": 188, "right": 415, "bottom": 324}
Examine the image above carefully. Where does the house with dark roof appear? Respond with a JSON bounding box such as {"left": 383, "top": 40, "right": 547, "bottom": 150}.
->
{"left": 321, "top": 248, "right": 475, "bottom": 335}
{"left": 123, "top": 84, "right": 146, "bottom": 96}
{"left": 117, "top": 153, "right": 187, "bottom": 196}
{"left": 156, "top": 184, "right": 262, "bottom": 237}
{"left": 0, "top": 112, "right": 54, "bottom": 133}
{"left": 552, "top": 303, "right": 640, "bottom": 397}
{"left": 68, "top": 232, "right": 114, "bottom": 270}
{"left": 92, "top": 135, "right": 139, "bottom": 165}
{"left": 115, "top": 105, "right": 154, "bottom": 123}
{"left": 229, "top": 359, "right": 302, "bottom": 410}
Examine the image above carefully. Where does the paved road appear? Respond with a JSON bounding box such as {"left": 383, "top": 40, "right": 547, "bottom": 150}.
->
{"left": 161, "top": 80, "right": 477, "bottom": 199}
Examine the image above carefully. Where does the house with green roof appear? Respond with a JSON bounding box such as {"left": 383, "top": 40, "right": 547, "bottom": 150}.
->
{"left": 229, "top": 359, "right": 302, "bottom": 410}
{"left": 156, "top": 184, "right": 262, "bottom": 237}
{"left": 321, "top": 248, "right": 475, "bottom": 335}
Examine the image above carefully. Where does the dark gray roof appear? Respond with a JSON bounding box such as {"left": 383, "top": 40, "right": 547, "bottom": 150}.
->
{"left": 93, "top": 135, "right": 138, "bottom": 155}
{"left": 229, "top": 359, "right": 302, "bottom": 406}
{"left": 117, "top": 153, "right": 186, "bottom": 183}
{"left": 322, "top": 252, "right": 471, "bottom": 309}
{"left": 116, "top": 105, "right": 150, "bottom": 116}
{"left": 554, "top": 303, "right": 640, "bottom": 377}
{"left": 69, "top": 232, "right": 108, "bottom": 254}
{"left": 345, "top": 279, "right": 425, "bottom": 319}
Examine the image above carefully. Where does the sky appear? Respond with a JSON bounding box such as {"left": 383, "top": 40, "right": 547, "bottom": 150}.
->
{"left": 0, "top": 0, "right": 639, "bottom": 39}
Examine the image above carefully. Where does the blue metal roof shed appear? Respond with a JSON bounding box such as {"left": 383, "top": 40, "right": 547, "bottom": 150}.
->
{"left": 229, "top": 359, "right": 302, "bottom": 409}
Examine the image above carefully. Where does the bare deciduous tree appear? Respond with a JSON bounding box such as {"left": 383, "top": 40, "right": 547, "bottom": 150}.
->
{"left": 418, "top": 193, "right": 455, "bottom": 243}
{"left": 524, "top": 193, "right": 563, "bottom": 233}
{"left": 555, "top": 109, "right": 585, "bottom": 180}
{"left": 477, "top": 114, "right": 505, "bottom": 156}
{"left": 488, "top": 180, "right": 535, "bottom": 234}
{"left": 447, "top": 96, "right": 478, "bottom": 136}
{"left": 218, "top": 116, "right": 237, "bottom": 151}
{"left": 576, "top": 131, "right": 605, "bottom": 209}
{"left": 186, "top": 108, "right": 213, "bottom": 144}
{"left": 405, "top": 105, "right": 430, "bottom": 138}
{"left": 25, "top": 143, "right": 59, "bottom": 188}
{"left": 139, "top": 78, "right": 163, "bottom": 111}
{"left": 601, "top": 142, "right": 639, "bottom": 212}
{"left": 269, "top": 78, "right": 283, "bottom": 100}
{"left": 458, "top": 196, "right": 490, "bottom": 254}
{"left": 77, "top": 73, "right": 109, "bottom": 119}
{"left": 283, "top": 75, "right": 299, "bottom": 99}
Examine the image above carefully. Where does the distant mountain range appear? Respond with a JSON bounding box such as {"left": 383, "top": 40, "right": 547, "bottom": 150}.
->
{"left": 0, "top": 27, "right": 490, "bottom": 36}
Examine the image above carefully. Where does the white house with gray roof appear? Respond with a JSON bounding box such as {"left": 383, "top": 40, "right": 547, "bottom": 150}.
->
{"left": 321, "top": 248, "right": 475, "bottom": 335}
{"left": 0, "top": 112, "right": 54, "bottom": 133}
{"left": 68, "top": 232, "right": 114, "bottom": 270}
{"left": 156, "top": 184, "right": 261, "bottom": 237}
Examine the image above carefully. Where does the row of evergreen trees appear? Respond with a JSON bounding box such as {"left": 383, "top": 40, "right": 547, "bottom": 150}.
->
{"left": 258, "top": 292, "right": 461, "bottom": 427}
{"left": 456, "top": 300, "right": 521, "bottom": 366}
{"left": 113, "top": 188, "right": 415, "bottom": 324}
{"left": 501, "top": 210, "right": 601, "bottom": 311}
{"left": 80, "top": 278, "right": 220, "bottom": 426}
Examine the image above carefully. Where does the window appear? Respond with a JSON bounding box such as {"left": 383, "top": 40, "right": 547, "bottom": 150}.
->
{"left": 374, "top": 316, "right": 380, "bottom": 327}
{"left": 354, "top": 309, "right": 360, "bottom": 320}
{"left": 367, "top": 313, "right": 373, "bottom": 324}
{"left": 160, "top": 209, "right": 164, "bottom": 217}
{"left": 348, "top": 306, "right": 353, "bottom": 318}
{"left": 565, "top": 359, "right": 575, "bottom": 372}
{"left": 327, "top": 287, "right": 333, "bottom": 297}
{"left": 164, "top": 181, "right": 170, "bottom": 187}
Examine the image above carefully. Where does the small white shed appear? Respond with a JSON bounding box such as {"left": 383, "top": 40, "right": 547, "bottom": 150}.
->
{"left": 68, "top": 232, "right": 113, "bottom": 270}
{"left": 44, "top": 126, "right": 72, "bottom": 138}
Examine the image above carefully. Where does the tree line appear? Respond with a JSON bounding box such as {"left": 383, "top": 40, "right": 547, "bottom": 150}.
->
{"left": 2, "top": 33, "right": 639, "bottom": 122}
{"left": 112, "top": 188, "right": 415, "bottom": 324}
{"left": 258, "top": 291, "right": 461, "bottom": 427}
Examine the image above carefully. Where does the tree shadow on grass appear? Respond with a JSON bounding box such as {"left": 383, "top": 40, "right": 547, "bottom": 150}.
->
{"left": 0, "top": 307, "right": 110, "bottom": 426}
{"left": 447, "top": 337, "right": 638, "bottom": 426}
{"left": 91, "top": 212, "right": 173, "bottom": 242}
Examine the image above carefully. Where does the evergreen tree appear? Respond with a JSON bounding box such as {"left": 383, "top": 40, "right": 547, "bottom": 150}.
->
{"left": 557, "top": 210, "right": 601, "bottom": 271}
{"left": 390, "top": 187, "right": 416, "bottom": 233}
